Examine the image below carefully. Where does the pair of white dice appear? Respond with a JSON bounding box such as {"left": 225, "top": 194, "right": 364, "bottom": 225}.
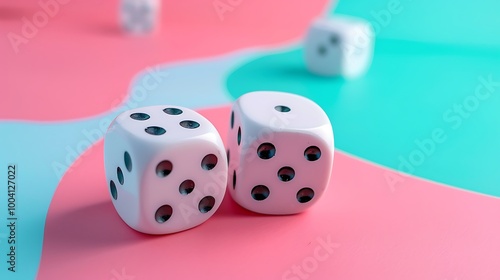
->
{"left": 305, "top": 16, "right": 375, "bottom": 78}
{"left": 104, "top": 91, "right": 334, "bottom": 234}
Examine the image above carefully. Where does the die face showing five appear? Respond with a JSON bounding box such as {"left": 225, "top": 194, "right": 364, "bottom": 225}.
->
{"left": 227, "top": 91, "right": 334, "bottom": 215}
{"left": 104, "top": 105, "right": 227, "bottom": 234}
{"left": 305, "top": 16, "right": 374, "bottom": 78}
{"left": 120, "top": 0, "right": 160, "bottom": 34}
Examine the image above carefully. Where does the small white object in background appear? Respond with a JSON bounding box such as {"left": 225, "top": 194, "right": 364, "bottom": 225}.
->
{"left": 120, "top": 0, "right": 160, "bottom": 34}
{"left": 304, "top": 16, "right": 374, "bottom": 78}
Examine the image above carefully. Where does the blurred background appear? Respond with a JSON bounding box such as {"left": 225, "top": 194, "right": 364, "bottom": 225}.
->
{"left": 1, "top": 0, "right": 500, "bottom": 279}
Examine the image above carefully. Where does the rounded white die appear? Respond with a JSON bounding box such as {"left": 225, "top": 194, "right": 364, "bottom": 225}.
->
{"left": 104, "top": 105, "right": 227, "bottom": 234}
{"left": 304, "top": 16, "right": 374, "bottom": 78}
{"left": 227, "top": 91, "right": 334, "bottom": 215}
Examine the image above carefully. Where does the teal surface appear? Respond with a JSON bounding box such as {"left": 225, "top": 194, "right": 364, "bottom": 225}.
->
{"left": 333, "top": 0, "right": 500, "bottom": 48}
{"left": 226, "top": 39, "right": 500, "bottom": 196}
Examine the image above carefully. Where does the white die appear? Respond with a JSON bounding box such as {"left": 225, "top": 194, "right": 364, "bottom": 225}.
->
{"left": 104, "top": 105, "right": 227, "bottom": 234}
{"left": 227, "top": 91, "right": 334, "bottom": 215}
{"left": 304, "top": 16, "right": 374, "bottom": 78}
{"left": 120, "top": 0, "right": 160, "bottom": 34}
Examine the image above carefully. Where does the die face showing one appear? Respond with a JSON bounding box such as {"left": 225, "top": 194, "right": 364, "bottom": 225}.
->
{"left": 104, "top": 105, "right": 227, "bottom": 234}
{"left": 227, "top": 91, "right": 334, "bottom": 215}
{"left": 120, "top": 0, "right": 160, "bottom": 34}
{"left": 304, "top": 16, "right": 374, "bottom": 78}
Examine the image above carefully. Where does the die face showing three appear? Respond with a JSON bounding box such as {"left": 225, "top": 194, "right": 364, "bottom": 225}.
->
{"left": 305, "top": 16, "right": 374, "bottom": 78}
{"left": 104, "top": 105, "right": 227, "bottom": 234}
{"left": 120, "top": 0, "right": 160, "bottom": 34}
{"left": 227, "top": 91, "right": 334, "bottom": 215}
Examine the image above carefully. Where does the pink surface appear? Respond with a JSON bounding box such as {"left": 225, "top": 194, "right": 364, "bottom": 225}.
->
{"left": 38, "top": 105, "right": 500, "bottom": 280}
{"left": 0, "top": 0, "right": 328, "bottom": 121}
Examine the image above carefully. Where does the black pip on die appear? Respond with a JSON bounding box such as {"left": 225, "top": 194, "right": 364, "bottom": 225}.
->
{"left": 104, "top": 105, "right": 227, "bottom": 234}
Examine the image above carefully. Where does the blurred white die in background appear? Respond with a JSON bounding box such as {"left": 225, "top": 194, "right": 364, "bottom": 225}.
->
{"left": 304, "top": 16, "right": 374, "bottom": 78}
{"left": 120, "top": 0, "right": 160, "bottom": 34}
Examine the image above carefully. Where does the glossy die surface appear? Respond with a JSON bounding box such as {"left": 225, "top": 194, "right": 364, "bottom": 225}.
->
{"left": 227, "top": 91, "right": 334, "bottom": 215}
{"left": 120, "top": 0, "right": 160, "bottom": 34}
{"left": 104, "top": 105, "right": 227, "bottom": 234}
{"left": 304, "top": 16, "right": 374, "bottom": 78}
